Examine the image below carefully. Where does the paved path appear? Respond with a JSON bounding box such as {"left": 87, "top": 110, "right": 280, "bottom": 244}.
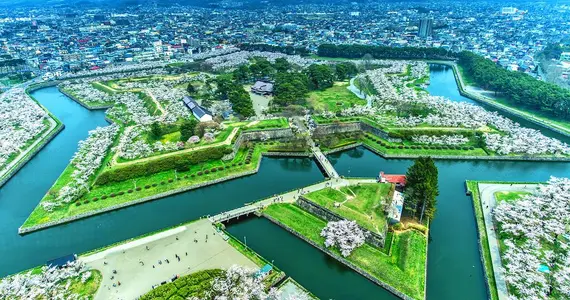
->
{"left": 478, "top": 183, "right": 538, "bottom": 300}
{"left": 145, "top": 89, "right": 166, "bottom": 118}
{"left": 0, "top": 113, "right": 57, "bottom": 181}
{"left": 209, "top": 178, "right": 376, "bottom": 223}
{"left": 347, "top": 76, "right": 370, "bottom": 107}
{"left": 82, "top": 219, "right": 256, "bottom": 300}
{"left": 311, "top": 146, "right": 339, "bottom": 178}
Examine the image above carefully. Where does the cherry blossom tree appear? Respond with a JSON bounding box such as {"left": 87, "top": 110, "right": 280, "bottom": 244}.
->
{"left": 320, "top": 220, "right": 367, "bottom": 257}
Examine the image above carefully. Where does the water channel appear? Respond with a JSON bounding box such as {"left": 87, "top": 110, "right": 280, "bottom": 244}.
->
{"left": 0, "top": 66, "right": 569, "bottom": 300}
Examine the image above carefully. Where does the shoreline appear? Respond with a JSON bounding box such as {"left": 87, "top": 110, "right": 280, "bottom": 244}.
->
{"left": 429, "top": 60, "right": 570, "bottom": 138}
{"left": 18, "top": 151, "right": 314, "bottom": 234}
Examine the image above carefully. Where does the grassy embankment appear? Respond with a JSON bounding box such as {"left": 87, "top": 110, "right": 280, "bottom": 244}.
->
{"left": 303, "top": 183, "right": 392, "bottom": 234}
{"left": 494, "top": 191, "right": 530, "bottom": 204}
{"left": 21, "top": 138, "right": 305, "bottom": 229}
{"left": 264, "top": 203, "right": 427, "bottom": 300}
{"left": 307, "top": 81, "right": 367, "bottom": 112}
{"left": 454, "top": 62, "right": 570, "bottom": 135}
{"left": 466, "top": 181, "right": 499, "bottom": 300}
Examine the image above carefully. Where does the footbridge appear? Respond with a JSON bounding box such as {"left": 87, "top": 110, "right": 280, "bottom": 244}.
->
{"left": 208, "top": 178, "right": 376, "bottom": 224}
{"left": 311, "top": 146, "right": 339, "bottom": 178}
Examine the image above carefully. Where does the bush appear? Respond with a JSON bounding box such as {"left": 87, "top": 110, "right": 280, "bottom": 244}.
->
{"left": 92, "top": 197, "right": 98, "bottom": 201}
{"left": 218, "top": 167, "right": 225, "bottom": 171}
{"left": 168, "top": 179, "right": 173, "bottom": 183}
{"left": 128, "top": 189, "right": 133, "bottom": 193}
{"left": 184, "top": 175, "right": 188, "bottom": 179}
{"left": 191, "top": 174, "right": 196, "bottom": 177}
{"left": 136, "top": 187, "right": 142, "bottom": 191}
{"left": 245, "top": 160, "right": 251, "bottom": 164}
{"left": 211, "top": 168, "right": 217, "bottom": 173}
{"left": 96, "top": 146, "right": 231, "bottom": 185}
{"left": 118, "top": 191, "right": 125, "bottom": 195}
{"left": 398, "top": 145, "right": 404, "bottom": 149}
{"left": 238, "top": 162, "right": 243, "bottom": 166}
{"left": 75, "top": 202, "right": 81, "bottom": 206}
{"left": 145, "top": 185, "right": 151, "bottom": 189}
{"left": 225, "top": 166, "right": 230, "bottom": 169}
{"left": 462, "top": 146, "right": 469, "bottom": 150}
{"left": 204, "top": 170, "right": 210, "bottom": 174}
{"left": 469, "top": 146, "right": 475, "bottom": 150}
{"left": 392, "top": 222, "right": 404, "bottom": 230}
{"left": 83, "top": 200, "right": 90, "bottom": 204}
{"left": 152, "top": 183, "right": 158, "bottom": 187}
{"left": 102, "top": 195, "right": 108, "bottom": 199}
{"left": 197, "top": 171, "right": 203, "bottom": 176}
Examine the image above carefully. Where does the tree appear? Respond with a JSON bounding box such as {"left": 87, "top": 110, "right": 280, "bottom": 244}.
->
{"left": 228, "top": 87, "right": 255, "bottom": 118}
{"left": 186, "top": 82, "right": 196, "bottom": 94}
{"left": 232, "top": 65, "right": 251, "bottom": 83}
{"left": 179, "top": 119, "right": 198, "bottom": 141}
{"left": 150, "top": 122, "right": 162, "bottom": 139}
{"left": 214, "top": 74, "right": 234, "bottom": 99}
{"left": 306, "top": 64, "right": 334, "bottom": 90}
{"left": 273, "top": 57, "right": 291, "bottom": 72}
{"left": 404, "top": 156, "right": 439, "bottom": 222}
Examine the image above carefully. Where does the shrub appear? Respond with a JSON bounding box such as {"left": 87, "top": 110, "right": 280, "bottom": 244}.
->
{"left": 469, "top": 146, "right": 475, "bottom": 150}
{"left": 204, "top": 170, "right": 210, "bottom": 174}
{"left": 118, "top": 191, "right": 125, "bottom": 195}
{"left": 92, "top": 197, "right": 98, "bottom": 201}
{"left": 152, "top": 183, "right": 158, "bottom": 187}
{"left": 75, "top": 202, "right": 81, "bottom": 206}
{"left": 168, "top": 179, "right": 173, "bottom": 183}
{"left": 197, "top": 171, "right": 203, "bottom": 176}
{"left": 128, "top": 189, "right": 133, "bottom": 193}
{"left": 191, "top": 174, "right": 196, "bottom": 177}
{"left": 136, "top": 187, "right": 142, "bottom": 191}
{"left": 83, "top": 200, "right": 90, "bottom": 204}
{"left": 225, "top": 166, "right": 230, "bottom": 169}
{"left": 462, "top": 146, "right": 469, "bottom": 150}
{"left": 218, "top": 167, "right": 225, "bottom": 171}
{"left": 238, "top": 162, "right": 243, "bottom": 166}
{"left": 102, "top": 195, "right": 108, "bottom": 199}
{"left": 93, "top": 198, "right": 98, "bottom": 202}
{"left": 398, "top": 145, "right": 404, "bottom": 149}
{"left": 245, "top": 160, "right": 251, "bottom": 164}
{"left": 110, "top": 193, "right": 116, "bottom": 197}
{"left": 211, "top": 168, "right": 217, "bottom": 173}
{"left": 184, "top": 175, "right": 188, "bottom": 179}
{"left": 95, "top": 146, "right": 231, "bottom": 185}
{"left": 145, "top": 185, "right": 151, "bottom": 189}
{"left": 392, "top": 222, "right": 404, "bottom": 231}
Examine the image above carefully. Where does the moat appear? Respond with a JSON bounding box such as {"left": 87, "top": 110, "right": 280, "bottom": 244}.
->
{"left": 1, "top": 66, "right": 569, "bottom": 299}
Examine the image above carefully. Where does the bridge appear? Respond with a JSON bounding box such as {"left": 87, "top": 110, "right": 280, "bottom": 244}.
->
{"left": 311, "top": 146, "right": 339, "bottom": 178}
{"left": 209, "top": 178, "right": 377, "bottom": 224}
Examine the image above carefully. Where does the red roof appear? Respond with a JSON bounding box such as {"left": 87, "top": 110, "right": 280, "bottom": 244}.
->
{"left": 379, "top": 172, "right": 406, "bottom": 185}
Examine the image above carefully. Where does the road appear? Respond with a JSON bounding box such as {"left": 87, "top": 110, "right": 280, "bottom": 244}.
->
{"left": 478, "top": 183, "right": 538, "bottom": 300}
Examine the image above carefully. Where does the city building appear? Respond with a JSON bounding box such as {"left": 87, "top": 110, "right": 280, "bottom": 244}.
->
{"left": 418, "top": 18, "right": 433, "bottom": 38}
{"left": 251, "top": 81, "right": 274, "bottom": 95}
{"left": 502, "top": 7, "right": 518, "bottom": 14}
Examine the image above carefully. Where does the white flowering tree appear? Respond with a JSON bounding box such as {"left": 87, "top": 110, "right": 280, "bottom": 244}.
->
{"left": 0, "top": 261, "right": 94, "bottom": 300}
{"left": 194, "top": 265, "right": 279, "bottom": 300}
{"left": 493, "top": 177, "right": 570, "bottom": 299}
{"left": 320, "top": 220, "right": 367, "bottom": 257}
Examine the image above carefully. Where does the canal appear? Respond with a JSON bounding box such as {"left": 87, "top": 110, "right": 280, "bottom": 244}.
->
{"left": 0, "top": 87, "right": 324, "bottom": 277}
{"left": 1, "top": 64, "right": 569, "bottom": 300}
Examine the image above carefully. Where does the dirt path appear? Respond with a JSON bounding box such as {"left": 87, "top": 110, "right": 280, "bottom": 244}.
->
{"left": 113, "top": 127, "right": 239, "bottom": 168}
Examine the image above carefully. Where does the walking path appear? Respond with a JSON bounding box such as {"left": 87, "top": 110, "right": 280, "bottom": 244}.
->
{"left": 209, "top": 178, "right": 376, "bottom": 223}
{"left": 478, "top": 183, "right": 538, "bottom": 300}
{"left": 112, "top": 127, "right": 239, "bottom": 167}
{"left": 145, "top": 89, "right": 166, "bottom": 118}
{"left": 311, "top": 146, "right": 339, "bottom": 178}
{"left": 82, "top": 219, "right": 256, "bottom": 300}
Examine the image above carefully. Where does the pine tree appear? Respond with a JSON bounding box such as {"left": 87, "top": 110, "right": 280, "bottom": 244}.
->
{"left": 404, "top": 156, "right": 439, "bottom": 222}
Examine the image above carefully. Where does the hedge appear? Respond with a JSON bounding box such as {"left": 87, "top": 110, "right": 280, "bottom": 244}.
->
{"left": 95, "top": 146, "right": 232, "bottom": 185}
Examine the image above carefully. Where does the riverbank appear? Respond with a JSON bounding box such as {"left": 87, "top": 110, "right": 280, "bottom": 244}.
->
{"left": 263, "top": 203, "right": 427, "bottom": 300}
{"left": 430, "top": 60, "right": 570, "bottom": 138}
{"left": 0, "top": 88, "right": 64, "bottom": 188}
{"left": 19, "top": 143, "right": 314, "bottom": 234}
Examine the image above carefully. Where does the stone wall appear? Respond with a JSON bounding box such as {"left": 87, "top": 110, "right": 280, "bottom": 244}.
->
{"left": 263, "top": 214, "right": 417, "bottom": 300}
{"left": 0, "top": 124, "right": 65, "bottom": 188}
{"left": 313, "top": 122, "right": 361, "bottom": 136}
{"left": 296, "top": 197, "right": 386, "bottom": 248}
{"left": 223, "top": 128, "right": 295, "bottom": 160}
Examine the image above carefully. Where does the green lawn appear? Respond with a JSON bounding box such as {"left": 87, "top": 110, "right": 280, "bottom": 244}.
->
{"left": 466, "top": 181, "right": 499, "bottom": 300}
{"left": 307, "top": 82, "right": 367, "bottom": 112}
{"left": 264, "top": 203, "right": 427, "bottom": 300}
{"left": 494, "top": 191, "right": 531, "bottom": 204}
{"left": 22, "top": 143, "right": 274, "bottom": 228}
{"left": 304, "top": 183, "right": 392, "bottom": 234}
{"left": 66, "top": 270, "right": 102, "bottom": 299}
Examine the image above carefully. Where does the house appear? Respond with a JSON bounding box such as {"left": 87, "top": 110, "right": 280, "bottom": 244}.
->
{"left": 251, "top": 81, "right": 274, "bottom": 95}
{"left": 183, "top": 96, "right": 213, "bottom": 122}
{"left": 378, "top": 171, "right": 406, "bottom": 188}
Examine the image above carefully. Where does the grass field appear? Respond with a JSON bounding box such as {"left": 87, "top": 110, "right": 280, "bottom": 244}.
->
{"left": 264, "top": 203, "right": 427, "bottom": 300}
{"left": 304, "top": 183, "right": 392, "bottom": 234}
{"left": 494, "top": 191, "right": 531, "bottom": 204}
{"left": 466, "top": 181, "right": 499, "bottom": 300}
{"left": 139, "top": 269, "right": 222, "bottom": 300}
{"left": 307, "top": 82, "right": 367, "bottom": 112}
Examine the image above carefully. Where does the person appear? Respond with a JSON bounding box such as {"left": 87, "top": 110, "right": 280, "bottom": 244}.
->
{"left": 146, "top": 246, "right": 149, "bottom": 250}
{"left": 153, "top": 265, "right": 155, "bottom": 268}
{"left": 185, "top": 252, "right": 188, "bottom": 256}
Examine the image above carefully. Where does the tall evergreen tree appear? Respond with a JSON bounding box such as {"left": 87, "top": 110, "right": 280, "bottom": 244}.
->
{"left": 404, "top": 156, "right": 439, "bottom": 222}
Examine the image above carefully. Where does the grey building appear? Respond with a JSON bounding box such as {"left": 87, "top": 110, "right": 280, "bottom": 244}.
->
{"left": 418, "top": 18, "right": 433, "bottom": 38}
